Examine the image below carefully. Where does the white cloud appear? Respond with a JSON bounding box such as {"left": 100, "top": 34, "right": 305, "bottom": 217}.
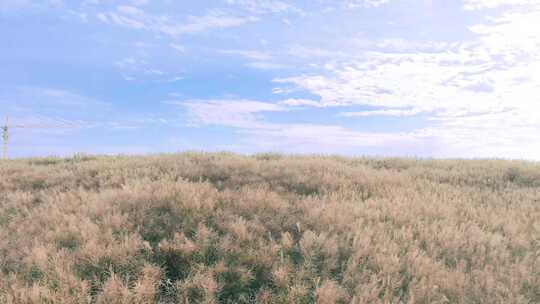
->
{"left": 158, "top": 12, "right": 259, "bottom": 35}
{"left": 170, "top": 44, "right": 186, "bottom": 53}
{"left": 218, "top": 49, "right": 288, "bottom": 70}
{"left": 114, "top": 56, "right": 185, "bottom": 83}
{"left": 114, "top": 57, "right": 146, "bottom": 70}
{"left": 130, "top": 0, "right": 148, "bottom": 6}
{"left": 272, "top": 1, "right": 540, "bottom": 158}
{"left": 96, "top": 6, "right": 147, "bottom": 29}
{"left": 272, "top": 87, "right": 295, "bottom": 94}
{"left": 0, "top": 0, "right": 62, "bottom": 11}
{"left": 246, "top": 61, "right": 287, "bottom": 70}
{"left": 225, "top": 0, "right": 391, "bottom": 15}
{"left": 165, "top": 76, "right": 184, "bottom": 83}
{"left": 176, "top": 98, "right": 422, "bottom": 154}
{"left": 172, "top": 99, "right": 287, "bottom": 128}
{"left": 286, "top": 44, "right": 352, "bottom": 60}
{"left": 7, "top": 87, "right": 110, "bottom": 109}
{"left": 225, "top": 0, "right": 298, "bottom": 14}
{"left": 422, "top": 109, "right": 540, "bottom": 159}
{"left": 341, "top": 109, "right": 423, "bottom": 117}
{"left": 277, "top": 49, "right": 540, "bottom": 158}
{"left": 277, "top": 50, "right": 495, "bottom": 111}
{"left": 239, "top": 123, "right": 418, "bottom": 154}
{"left": 101, "top": 5, "right": 148, "bottom": 29}
{"left": 219, "top": 49, "right": 273, "bottom": 61}
{"left": 463, "top": 0, "right": 538, "bottom": 10}
{"left": 368, "top": 38, "right": 454, "bottom": 52}
{"left": 468, "top": 10, "right": 540, "bottom": 59}
{"left": 346, "top": 0, "right": 390, "bottom": 9}
{"left": 279, "top": 98, "right": 325, "bottom": 107}
{"left": 96, "top": 8, "right": 258, "bottom": 35}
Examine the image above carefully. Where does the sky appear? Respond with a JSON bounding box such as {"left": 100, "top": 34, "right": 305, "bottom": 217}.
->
{"left": 1, "top": 0, "right": 540, "bottom": 159}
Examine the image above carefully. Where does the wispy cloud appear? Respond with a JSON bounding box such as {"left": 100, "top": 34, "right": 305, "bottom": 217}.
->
{"left": 341, "top": 109, "right": 423, "bottom": 117}
{"left": 4, "top": 87, "right": 110, "bottom": 110}
{"left": 225, "top": 0, "right": 302, "bottom": 14}
{"left": 0, "top": 0, "right": 62, "bottom": 12}
{"left": 173, "top": 98, "right": 423, "bottom": 154}
{"left": 114, "top": 56, "right": 184, "bottom": 83}
{"left": 246, "top": 61, "right": 287, "bottom": 70}
{"left": 463, "top": 0, "right": 539, "bottom": 10}
{"left": 219, "top": 49, "right": 273, "bottom": 61}
{"left": 219, "top": 49, "right": 287, "bottom": 70}
{"left": 169, "top": 99, "right": 287, "bottom": 128}
{"left": 97, "top": 7, "right": 258, "bottom": 35}
{"left": 170, "top": 44, "right": 186, "bottom": 53}
{"left": 97, "top": 5, "right": 147, "bottom": 29}
{"left": 159, "top": 12, "right": 258, "bottom": 35}
{"left": 345, "top": 0, "right": 390, "bottom": 9}
{"left": 279, "top": 98, "right": 324, "bottom": 108}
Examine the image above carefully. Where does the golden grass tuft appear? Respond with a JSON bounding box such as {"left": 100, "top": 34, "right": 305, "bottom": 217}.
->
{"left": 0, "top": 153, "right": 539, "bottom": 303}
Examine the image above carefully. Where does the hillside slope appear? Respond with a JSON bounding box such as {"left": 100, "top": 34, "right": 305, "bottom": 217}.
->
{"left": 1, "top": 153, "right": 539, "bottom": 303}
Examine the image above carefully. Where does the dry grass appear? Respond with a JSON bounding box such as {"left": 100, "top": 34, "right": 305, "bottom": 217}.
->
{"left": 0, "top": 152, "right": 539, "bottom": 303}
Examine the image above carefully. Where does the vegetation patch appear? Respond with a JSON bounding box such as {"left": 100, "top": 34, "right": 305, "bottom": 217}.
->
{"left": 0, "top": 153, "right": 539, "bottom": 303}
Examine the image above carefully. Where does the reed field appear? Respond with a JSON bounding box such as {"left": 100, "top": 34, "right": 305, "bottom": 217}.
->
{"left": 0, "top": 153, "right": 539, "bottom": 303}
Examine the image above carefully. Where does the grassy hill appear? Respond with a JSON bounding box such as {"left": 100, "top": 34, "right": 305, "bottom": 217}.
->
{"left": 0, "top": 153, "right": 539, "bottom": 303}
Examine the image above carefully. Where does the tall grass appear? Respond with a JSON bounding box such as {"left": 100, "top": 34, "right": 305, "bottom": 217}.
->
{"left": 0, "top": 153, "right": 539, "bottom": 303}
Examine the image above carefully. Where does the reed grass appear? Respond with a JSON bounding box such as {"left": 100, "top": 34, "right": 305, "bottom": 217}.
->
{"left": 0, "top": 153, "right": 539, "bottom": 303}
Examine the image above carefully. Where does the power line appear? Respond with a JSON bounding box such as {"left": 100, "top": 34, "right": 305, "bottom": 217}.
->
{"left": 0, "top": 115, "right": 176, "bottom": 159}
{"left": 1, "top": 116, "right": 80, "bottom": 160}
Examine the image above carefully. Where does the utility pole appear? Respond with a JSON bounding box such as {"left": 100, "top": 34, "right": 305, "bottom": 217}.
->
{"left": 2, "top": 116, "right": 8, "bottom": 160}
{"left": 0, "top": 116, "right": 78, "bottom": 160}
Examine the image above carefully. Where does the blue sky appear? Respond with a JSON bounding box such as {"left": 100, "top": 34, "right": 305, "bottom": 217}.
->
{"left": 1, "top": 0, "right": 539, "bottom": 159}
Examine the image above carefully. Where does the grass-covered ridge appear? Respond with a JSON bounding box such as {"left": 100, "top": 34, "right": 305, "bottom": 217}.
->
{"left": 0, "top": 153, "right": 539, "bottom": 303}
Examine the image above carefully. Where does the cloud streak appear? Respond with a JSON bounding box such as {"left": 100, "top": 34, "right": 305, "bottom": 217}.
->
{"left": 97, "top": 7, "right": 258, "bottom": 35}
{"left": 175, "top": 99, "right": 425, "bottom": 154}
